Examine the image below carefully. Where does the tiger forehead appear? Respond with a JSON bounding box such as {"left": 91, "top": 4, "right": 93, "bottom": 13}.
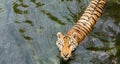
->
{"left": 63, "top": 35, "right": 71, "bottom": 40}
{"left": 63, "top": 36, "right": 71, "bottom": 43}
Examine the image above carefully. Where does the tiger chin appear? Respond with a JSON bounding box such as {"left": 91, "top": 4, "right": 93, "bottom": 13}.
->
{"left": 56, "top": 32, "right": 78, "bottom": 61}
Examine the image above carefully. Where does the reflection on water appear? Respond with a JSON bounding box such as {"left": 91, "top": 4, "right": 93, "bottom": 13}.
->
{"left": 23, "top": 20, "right": 34, "bottom": 26}
{"left": 30, "top": 0, "right": 44, "bottom": 8}
{"left": 0, "top": 0, "right": 120, "bottom": 64}
{"left": 41, "top": 10, "right": 66, "bottom": 25}
{"left": 13, "top": 2, "right": 29, "bottom": 14}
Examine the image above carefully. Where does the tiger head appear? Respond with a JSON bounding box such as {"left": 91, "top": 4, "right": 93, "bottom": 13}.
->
{"left": 56, "top": 32, "right": 78, "bottom": 60}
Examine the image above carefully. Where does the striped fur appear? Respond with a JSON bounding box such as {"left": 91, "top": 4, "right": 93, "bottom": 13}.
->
{"left": 56, "top": 0, "right": 107, "bottom": 60}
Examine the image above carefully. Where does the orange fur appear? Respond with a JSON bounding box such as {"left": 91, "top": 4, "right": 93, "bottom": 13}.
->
{"left": 56, "top": 0, "right": 107, "bottom": 60}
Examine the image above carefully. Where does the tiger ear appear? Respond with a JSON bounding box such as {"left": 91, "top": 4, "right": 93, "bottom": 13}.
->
{"left": 57, "top": 32, "right": 63, "bottom": 39}
{"left": 73, "top": 32, "right": 77, "bottom": 38}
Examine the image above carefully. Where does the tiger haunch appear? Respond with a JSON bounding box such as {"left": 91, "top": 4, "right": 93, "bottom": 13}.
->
{"left": 56, "top": 0, "right": 107, "bottom": 60}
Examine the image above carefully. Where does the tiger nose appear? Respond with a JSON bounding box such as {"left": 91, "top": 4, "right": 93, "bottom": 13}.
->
{"left": 63, "top": 53, "right": 69, "bottom": 57}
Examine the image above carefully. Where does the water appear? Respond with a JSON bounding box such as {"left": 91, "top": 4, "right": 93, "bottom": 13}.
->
{"left": 0, "top": 0, "right": 120, "bottom": 64}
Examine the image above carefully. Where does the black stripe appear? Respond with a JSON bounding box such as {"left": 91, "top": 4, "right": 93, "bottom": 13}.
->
{"left": 80, "top": 16, "right": 93, "bottom": 26}
{"left": 97, "top": 6, "right": 103, "bottom": 11}
{"left": 91, "top": 16, "right": 96, "bottom": 23}
{"left": 72, "top": 27, "right": 82, "bottom": 34}
{"left": 91, "top": 0, "right": 103, "bottom": 24}
{"left": 99, "top": 2, "right": 105, "bottom": 6}
{"left": 75, "top": 23, "right": 91, "bottom": 33}
{"left": 80, "top": 17, "right": 88, "bottom": 21}
{"left": 95, "top": 9, "right": 102, "bottom": 15}
{"left": 80, "top": 0, "right": 104, "bottom": 28}
{"left": 74, "top": 25, "right": 88, "bottom": 34}
{"left": 73, "top": 27, "right": 86, "bottom": 37}
{"left": 72, "top": 28, "right": 85, "bottom": 38}
{"left": 86, "top": 8, "right": 94, "bottom": 12}
{"left": 78, "top": 18, "right": 92, "bottom": 27}
{"left": 89, "top": 4, "right": 95, "bottom": 9}
{"left": 93, "top": 0, "right": 101, "bottom": 9}
{"left": 81, "top": 21, "right": 92, "bottom": 27}
{"left": 91, "top": 1, "right": 97, "bottom": 6}
{"left": 80, "top": 17, "right": 92, "bottom": 25}
{"left": 93, "top": 12, "right": 99, "bottom": 18}
{"left": 82, "top": 14, "right": 90, "bottom": 19}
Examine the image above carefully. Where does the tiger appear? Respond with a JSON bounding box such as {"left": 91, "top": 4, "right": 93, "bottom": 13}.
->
{"left": 56, "top": 0, "right": 107, "bottom": 60}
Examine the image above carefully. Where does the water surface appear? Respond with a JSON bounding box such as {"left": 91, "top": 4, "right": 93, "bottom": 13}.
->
{"left": 0, "top": 0, "right": 120, "bottom": 64}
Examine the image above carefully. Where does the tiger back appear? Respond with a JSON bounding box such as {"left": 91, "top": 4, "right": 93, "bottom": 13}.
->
{"left": 56, "top": 0, "right": 107, "bottom": 60}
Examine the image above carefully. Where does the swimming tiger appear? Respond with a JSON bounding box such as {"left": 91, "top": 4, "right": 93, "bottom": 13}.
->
{"left": 56, "top": 0, "right": 107, "bottom": 60}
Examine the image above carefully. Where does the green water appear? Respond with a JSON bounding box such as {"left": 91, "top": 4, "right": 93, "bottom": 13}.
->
{"left": 0, "top": 0, "right": 120, "bottom": 64}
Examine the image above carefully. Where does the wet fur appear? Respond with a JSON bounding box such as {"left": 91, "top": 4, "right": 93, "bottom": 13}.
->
{"left": 56, "top": 0, "right": 107, "bottom": 60}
